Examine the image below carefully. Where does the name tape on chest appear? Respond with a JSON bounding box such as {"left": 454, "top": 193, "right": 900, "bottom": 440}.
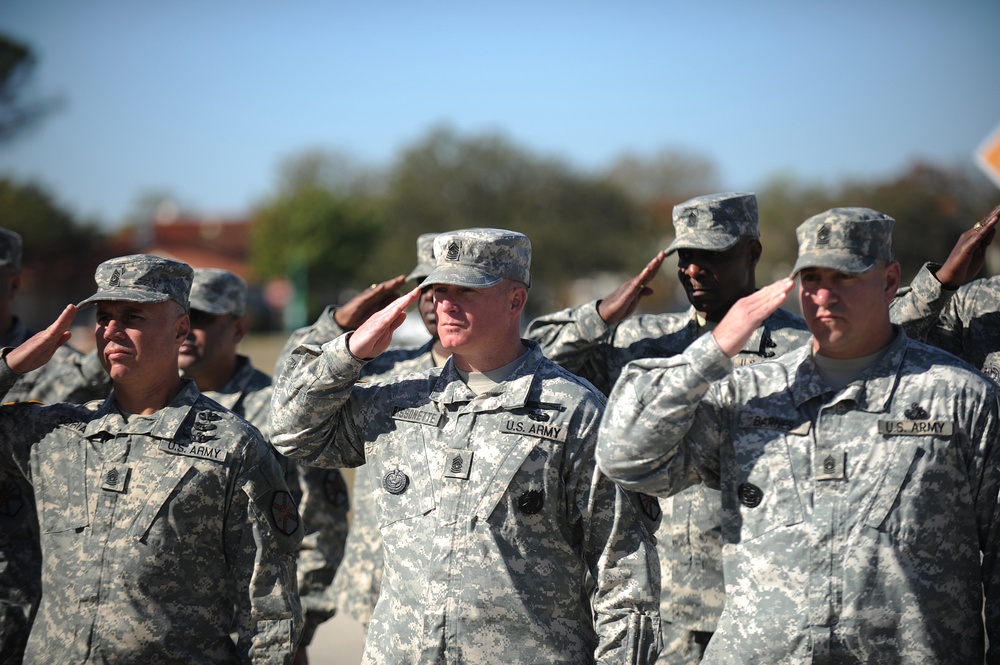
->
{"left": 877, "top": 420, "right": 955, "bottom": 436}
{"left": 159, "top": 440, "right": 228, "bottom": 463}
{"left": 392, "top": 406, "right": 442, "bottom": 427}
{"left": 738, "top": 413, "right": 811, "bottom": 435}
{"left": 501, "top": 418, "right": 568, "bottom": 443}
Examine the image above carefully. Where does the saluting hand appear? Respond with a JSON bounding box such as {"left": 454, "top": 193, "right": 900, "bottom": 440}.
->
{"left": 597, "top": 251, "right": 666, "bottom": 325}
{"left": 347, "top": 287, "right": 422, "bottom": 360}
{"left": 334, "top": 274, "right": 409, "bottom": 330}
{"left": 6, "top": 304, "right": 77, "bottom": 375}
{"left": 712, "top": 279, "right": 795, "bottom": 358}
{"left": 934, "top": 203, "right": 999, "bottom": 289}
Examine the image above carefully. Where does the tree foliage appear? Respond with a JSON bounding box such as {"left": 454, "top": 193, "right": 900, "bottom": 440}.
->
{"left": 0, "top": 34, "right": 59, "bottom": 143}
{"left": 0, "top": 178, "right": 102, "bottom": 259}
{"left": 249, "top": 184, "right": 386, "bottom": 316}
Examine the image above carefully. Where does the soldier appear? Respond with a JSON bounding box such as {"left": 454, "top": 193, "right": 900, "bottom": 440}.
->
{"left": 322, "top": 233, "right": 450, "bottom": 632}
{"left": 525, "top": 192, "right": 811, "bottom": 662}
{"left": 181, "top": 268, "right": 350, "bottom": 663}
{"left": 270, "top": 228, "right": 661, "bottom": 664}
{"left": 0, "top": 254, "right": 302, "bottom": 664}
{"left": 597, "top": 209, "right": 1000, "bottom": 663}
{"left": 0, "top": 227, "right": 108, "bottom": 664}
{"left": 889, "top": 204, "right": 1000, "bottom": 381}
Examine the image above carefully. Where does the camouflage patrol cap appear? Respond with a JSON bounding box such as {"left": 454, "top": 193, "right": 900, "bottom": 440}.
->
{"left": 421, "top": 228, "right": 531, "bottom": 289}
{"left": 665, "top": 192, "right": 759, "bottom": 255}
{"left": 78, "top": 254, "right": 193, "bottom": 311}
{"left": 791, "top": 207, "right": 895, "bottom": 276}
{"left": 0, "top": 228, "right": 23, "bottom": 272}
{"left": 405, "top": 233, "right": 439, "bottom": 282}
{"left": 189, "top": 268, "right": 247, "bottom": 316}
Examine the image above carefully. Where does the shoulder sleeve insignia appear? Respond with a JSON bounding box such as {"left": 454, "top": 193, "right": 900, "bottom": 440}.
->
{"left": 271, "top": 490, "right": 300, "bottom": 536}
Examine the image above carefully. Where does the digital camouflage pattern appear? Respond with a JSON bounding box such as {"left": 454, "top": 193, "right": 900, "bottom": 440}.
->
{"left": 197, "top": 353, "right": 350, "bottom": 647}
{"left": 0, "top": 318, "right": 111, "bottom": 664}
{"left": 270, "top": 336, "right": 660, "bottom": 664}
{"left": 597, "top": 330, "right": 1000, "bottom": 663}
{"left": 665, "top": 192, "right": 759, "bottom": 255}
{"left": 0, "top": 364, "right": 303, "bottom": 664}
{"left": 421, "top": 228, "right": 531, "bottom": 289}
{"left": 189, "top": 268, "right": 248, "bottom": 316}
{"left": 791, "top": 207, "right": 895, "bottom": 276}
{"left": 525, "top": 302, "right": 811, "bottom": 663}
{"left": 892, "top": 265, "right": 1000, "bottom": 384}
{"left": 405, "top": 232, "right": 438, "bottom": 282}
{"left": 77, "top": 254, "right": 194, "bottom": 311}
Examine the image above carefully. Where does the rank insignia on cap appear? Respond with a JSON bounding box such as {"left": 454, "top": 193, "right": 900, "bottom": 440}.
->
{"left": 517, "top": 489, "right": 544, "bottom": 515}
{"left": 445, "top": 241, "right": 461, "bottom": 261}
{"left": 383, "top": 468, "right": 409, "bottom": 495}
{"left": 271, "top": 490, "right": 299, "bottom": 535}
{"left": 0, "top": 481, "right": 24, "bottom": 517}
{"left": 817, "top": 225, "right": 830, "bottom": 245}
{"left": 904, "top": 403, "right": 929, "bottom": 420}
{"left": 109, "top": 267, "right": 123, "bottom": 286}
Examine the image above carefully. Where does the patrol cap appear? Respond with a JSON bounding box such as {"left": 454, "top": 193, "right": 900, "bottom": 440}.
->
{"left": 0, "top": 228, "right": 23, "bottom": 272}
{"left": 791, "top": 207, "right": 895, "bottom": 276}
{"left": 405, "top": 233, "right": 438, "bottom": 282}
{"left": 665, "top": 192, "right": 759, "bottom": 255}
{"left": 189, "top": 268, "right": 247, "bottom": 316}
{"left": 78, "top": 254, "right": 193, "bottom": 311}
{"left": 421, "top": 228, "right": 531, "bottom": 289}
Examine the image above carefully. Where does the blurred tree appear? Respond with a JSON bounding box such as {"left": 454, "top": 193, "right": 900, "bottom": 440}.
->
{"left": 276, "top": 148, "right": 387, "bottom": 198}
{"left": 250, "top": 184, "right": 385, "bottom": 319}
{"left": 367, "top": 125, "right": 652, "bottom": 314}
{"left": 0, "top": 178, "right": 103, "bottom": 260}
{"left": 0, "top": 33, "right": 60, "bottom": 143}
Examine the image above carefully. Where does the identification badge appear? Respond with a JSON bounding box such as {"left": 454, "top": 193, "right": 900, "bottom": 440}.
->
{"left": 159, "top": 440, "right": 228, "bottom": 463}
{"left": 877, "top": 420, "right": 954, "bottom": 436}
{"left": 443, "top": 449, "right": 473, "bottom": 480}
{"left": 500, "top": 418, "right": 568, "bottom": 443}
{"left": 392, "top": 406, "right": 442, "bottom": 427}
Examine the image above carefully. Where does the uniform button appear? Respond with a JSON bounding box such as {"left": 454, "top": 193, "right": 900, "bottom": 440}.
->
{"left": 737, "top": 483, "right": 763, "bottom": 508}
{"left": 517, "top": 489, "right": 544, "bottom": 515}
{"left": 382, "top": 469, "right": 409, "bottom": 495}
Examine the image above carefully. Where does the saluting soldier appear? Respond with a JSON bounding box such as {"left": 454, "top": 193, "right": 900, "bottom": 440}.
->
{"left": 270, "top": 228, "right": 661, "bottom": 664}
{"left": 0, "top": 254, "right": 302, "bottom": 664}
{"left": 182, "top": 268, "right": 350, "bottom": 663}
{"left": 525, "top": 192, "right": 811, "bottom": 663}
{"left": 597, "top": 209, "right": 1000, "bottom": 663}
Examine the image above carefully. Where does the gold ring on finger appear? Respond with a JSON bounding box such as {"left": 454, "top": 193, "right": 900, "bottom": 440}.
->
{"left": 974, "top": 222, "right": 983, "bottom": 232}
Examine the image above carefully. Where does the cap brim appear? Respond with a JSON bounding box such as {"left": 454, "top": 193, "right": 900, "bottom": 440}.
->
{"left": 419, "top": 265, "right": 503, "bottom": 289}
{"left": 77, "top": 289, "right": 173, "bottom": 309}
{"left": 664, "top": 232, "right": 740, "bottom": 256}
{"left": 791, "top": 251, "right": 878, "bottom": 276}
{"left": 189, "top": 298, "right": 237, "bottom": 316}
{"left": 406, "top": 261, "right": 437, "bottom": 283}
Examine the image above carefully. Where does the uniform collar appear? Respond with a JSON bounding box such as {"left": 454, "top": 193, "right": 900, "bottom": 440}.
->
{"left": 86, "top": 378, "right": 202, "bottom": 439}
{"left": 430, "top": 340, "right": 545, "bottom": 409}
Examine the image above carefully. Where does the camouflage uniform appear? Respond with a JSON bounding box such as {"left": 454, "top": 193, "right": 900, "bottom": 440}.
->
{"left": 0, "top": 229, "right": 113, "bottom": 664}
{"left": 525, "top": 192, "right": 812, "bottom": 663}
{"left": 0, "top": 255, "right": 303, "bottom": 664}
{"left": 891, "top": 265, "right": 1000, "bottom": 383}
{"left": 188, "top": 268, "right": 351, "bottom": 649}
{"left": 271, "top": 228, "right": 661, "bottom": 665}
{"left": 597, "top": 210, "right": 1000, "bottom": 663}
{"left": 276, "top": 232, "right": 441, "bottom": 631}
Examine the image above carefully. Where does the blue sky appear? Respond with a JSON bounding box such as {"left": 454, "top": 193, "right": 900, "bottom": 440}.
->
{"left": 2, "top": 1, "right": 999, "bottom": 227}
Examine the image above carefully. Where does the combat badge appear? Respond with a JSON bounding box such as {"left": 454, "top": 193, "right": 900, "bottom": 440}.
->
{"left": 383, "top": 468, "right": 409, "bottom": 495}
{"left": 271, "top": 490, "right": 300, "bottom": 535}
{"left": 737, "top": 483, "right": 763, "bottom": 508}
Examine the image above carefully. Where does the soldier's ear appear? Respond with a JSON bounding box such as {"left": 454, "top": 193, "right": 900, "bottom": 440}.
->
{"left": 175, "top": 312, "right": 191, "bottom": 343}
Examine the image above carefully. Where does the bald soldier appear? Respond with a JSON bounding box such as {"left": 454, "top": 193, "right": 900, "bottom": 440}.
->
{"left": 0, "top": 255, "right": 302, "bottom": 664}
{"left": 597, "top": 209, "right": 1000, "bottom": 663}
{"left": 271, "top": 228, "right": 661, "bottom": 664}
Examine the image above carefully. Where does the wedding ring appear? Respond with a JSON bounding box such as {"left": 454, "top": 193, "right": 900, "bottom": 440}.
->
{"left": 974, "top": 222, "right": 983, "bottom": 232}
